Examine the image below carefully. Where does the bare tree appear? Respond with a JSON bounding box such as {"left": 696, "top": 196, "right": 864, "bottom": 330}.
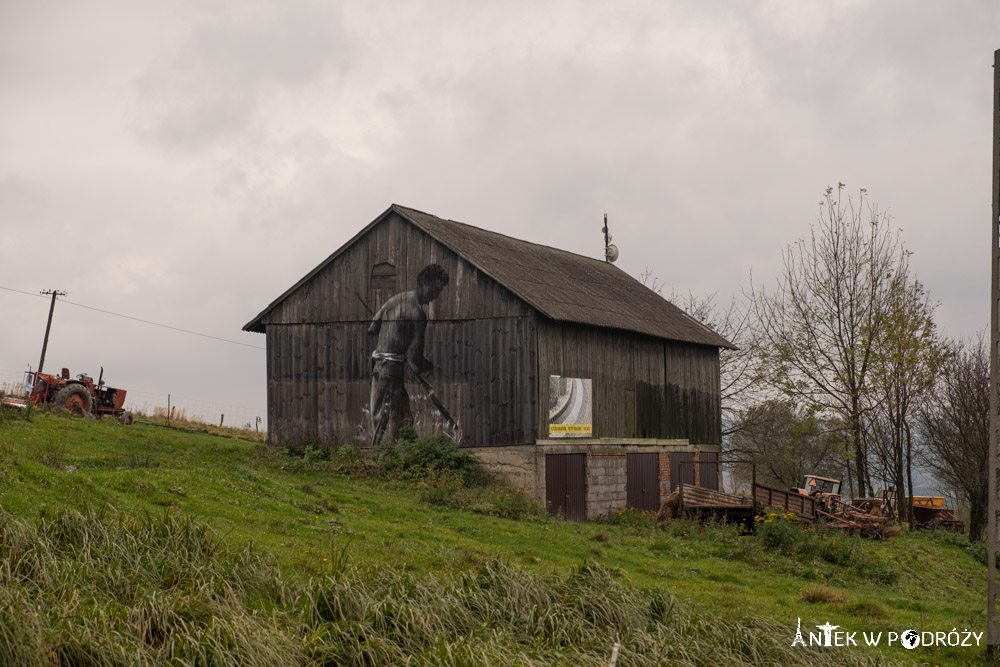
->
{"left": 918, "top": 335, "right": 989, "bottom": 541}
{"left": 751, "top": 184, "right": 906, "bottom": 498}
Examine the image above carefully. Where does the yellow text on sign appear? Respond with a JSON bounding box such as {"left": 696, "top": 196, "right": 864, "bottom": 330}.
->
{"left": 549, "top": 424, "right": 593, "bottom": 435}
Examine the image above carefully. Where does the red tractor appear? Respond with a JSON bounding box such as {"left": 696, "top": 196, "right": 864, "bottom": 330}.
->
{"left": 21, "top": 367, "right": 132, "bottom": 424}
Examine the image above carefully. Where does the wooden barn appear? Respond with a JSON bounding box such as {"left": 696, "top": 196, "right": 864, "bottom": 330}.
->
{"left": 244, "top": 204, "right": 734, "bottom": 519}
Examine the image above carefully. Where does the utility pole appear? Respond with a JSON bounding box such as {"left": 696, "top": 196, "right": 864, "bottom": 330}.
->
{"left": 37, "top": 289, "right": 66, "bottom": 375}
{"left": 988, "top": 47, "right": 999, "bottom": 656}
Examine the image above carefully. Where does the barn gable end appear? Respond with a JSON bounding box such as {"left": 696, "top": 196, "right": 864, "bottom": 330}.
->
{"left": 252, "top": 209, "right": 537, "bottom": 447}
{"left": 251, "top": 210, "right": 532, "bottom": 329}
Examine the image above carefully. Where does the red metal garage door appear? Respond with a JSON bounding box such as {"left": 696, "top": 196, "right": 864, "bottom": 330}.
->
{"left": 626, "top": 453, "right": 660, "bottom": 512}
{"left": 545, "top": 454, "right": 586, "bottom": 521}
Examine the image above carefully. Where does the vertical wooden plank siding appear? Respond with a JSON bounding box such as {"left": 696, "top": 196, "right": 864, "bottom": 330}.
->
{"left": 260, "top": 214, "right": 540, "bottom": 447}
{"left": 536, "top": 318, "right": 721, "bottom": 444}
{"left": 263, "top": 213, "right": 532, "bottom": 327}
{"left": 264, "top": 316, "right": 536, "bottom": 447}
{"left": 258, "top": 212, "right": 720, "bottom": 450}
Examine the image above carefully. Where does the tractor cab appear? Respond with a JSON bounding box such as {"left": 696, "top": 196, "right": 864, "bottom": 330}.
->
{"left": 802, "top": 475, "right": 841, "bottom": 496}
{"left": 796, "top": 475, "right": 842, "bottom": 513}
{"left": 24, "top": 370, "right": 52, "bottom": 405}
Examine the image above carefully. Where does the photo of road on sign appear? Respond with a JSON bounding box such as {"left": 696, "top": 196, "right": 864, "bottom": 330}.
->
{"left": 548, "top": 375, "right": 592, "bottom": 438}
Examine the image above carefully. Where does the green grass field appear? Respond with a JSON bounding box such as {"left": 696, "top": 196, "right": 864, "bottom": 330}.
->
{"left": 0, "top": 408, "right": 988, "bottom": 665}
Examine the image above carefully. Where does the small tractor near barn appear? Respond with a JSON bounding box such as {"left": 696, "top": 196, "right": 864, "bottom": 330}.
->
{"left": 11, "top": 368, "right": 132, "bottom": 424}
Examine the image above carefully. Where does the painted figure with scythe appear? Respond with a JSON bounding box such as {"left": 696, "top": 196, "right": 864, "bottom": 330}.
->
{"left": 367, "top": 263, "right": 452, "bottom": 447}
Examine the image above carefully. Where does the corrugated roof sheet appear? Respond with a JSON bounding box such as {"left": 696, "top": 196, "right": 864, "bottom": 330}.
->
{"left": 244, "top": 204, "right": 734, "bottom": 349}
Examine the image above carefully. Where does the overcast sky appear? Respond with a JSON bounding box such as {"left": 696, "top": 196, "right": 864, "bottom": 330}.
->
{"left": 2, "top": 0, "right": 998, "bottom": 428}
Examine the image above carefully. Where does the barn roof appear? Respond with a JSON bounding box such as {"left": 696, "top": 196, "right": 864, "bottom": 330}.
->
{"left": 243, "top": 204, "right": 734, "bottom": 349}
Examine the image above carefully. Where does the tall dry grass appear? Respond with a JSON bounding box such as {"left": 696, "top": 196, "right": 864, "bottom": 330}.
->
{"left": 0, "top": 506, "right": 892, "bottom": 666}
{"left": 0, "top": 506, "right": 301, "bottom": 666}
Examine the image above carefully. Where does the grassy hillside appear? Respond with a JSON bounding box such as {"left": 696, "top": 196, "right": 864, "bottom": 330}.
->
{"left": 0, "top": 407, "right": 988, "bottom": 665}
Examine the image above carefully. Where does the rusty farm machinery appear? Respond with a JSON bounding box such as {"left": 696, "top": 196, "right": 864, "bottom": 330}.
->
{"left": 2, "top": 367, "right": 132, "bottom": 424}
{"left": 656, "top": 468, "right": 962, "bottom": 540}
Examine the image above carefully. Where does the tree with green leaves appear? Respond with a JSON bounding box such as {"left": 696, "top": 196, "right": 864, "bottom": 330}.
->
{"left": 727, "top": 399, "right": 844, "bottom": 491}
{"left": 752, "top": 184, "right": 907, "bottom": 498}
{"left": 864, "top": 274, "right": 948, "bottom": 524}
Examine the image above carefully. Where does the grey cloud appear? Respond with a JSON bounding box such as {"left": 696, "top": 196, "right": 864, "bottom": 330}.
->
{"left": 132, "top": 1, "right": 351, "bottom": 151}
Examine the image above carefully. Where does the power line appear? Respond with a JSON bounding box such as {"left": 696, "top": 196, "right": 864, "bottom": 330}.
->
{"left": 0, "top": 285, "right": 264, "bottom": 350}
{"left": 0, "top": 286, "right": 45, "bottom": 299}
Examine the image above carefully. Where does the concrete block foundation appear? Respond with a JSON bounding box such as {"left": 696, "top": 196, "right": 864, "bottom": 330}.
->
{"left": 469, "top": 439, "right": 721, "bottom": 521}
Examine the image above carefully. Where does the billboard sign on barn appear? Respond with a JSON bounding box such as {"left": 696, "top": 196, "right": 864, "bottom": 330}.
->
{"left": 548, "top": 375, "right": 593, "bottom": 437}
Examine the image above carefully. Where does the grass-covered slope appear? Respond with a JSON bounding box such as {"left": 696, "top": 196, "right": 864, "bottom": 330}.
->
{"left": 0, "top": 408, "right": 987, "bottom": 665}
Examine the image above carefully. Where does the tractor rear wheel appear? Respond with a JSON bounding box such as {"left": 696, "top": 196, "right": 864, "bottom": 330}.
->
{"left": 53, "top": 384, "right": 93, "bottom": 416}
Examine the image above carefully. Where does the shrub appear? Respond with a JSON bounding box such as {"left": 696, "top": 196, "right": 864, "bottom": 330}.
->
{"left": 818, "top": 533, "right": 857, "bottom": 566}
{"left": 754, "top": 511, "right": 802, "bottom": 552}
{"left": 378, "top": 428, "right": 482, "bottom": 484}
{"left": 303, "top": 444, "right": 328, "bottom": 463}
{"left": 329, "top": 443, "right": 378, "bottom": 476}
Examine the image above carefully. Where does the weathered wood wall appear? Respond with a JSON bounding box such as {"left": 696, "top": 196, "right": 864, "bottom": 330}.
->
{"left": 263, "top": 213, "right": 537, "bottom": 447}
{"left": 261, "top": 212, "right": 531, "bottom": 327}
{"left": 259, "top": 210, "right": 720, "bottom": 449}
{"left": 536, "top": 318, "right": 720, "bottom": 444}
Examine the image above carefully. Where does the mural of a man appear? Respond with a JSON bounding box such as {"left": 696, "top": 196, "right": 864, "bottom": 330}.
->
{"left": 368, "top": 263, "right": 450, "bottom": 446}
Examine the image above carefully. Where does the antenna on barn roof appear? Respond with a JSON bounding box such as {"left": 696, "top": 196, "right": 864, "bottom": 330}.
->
{"left": 602, "top": 213, "right": 619, "bottom": 263}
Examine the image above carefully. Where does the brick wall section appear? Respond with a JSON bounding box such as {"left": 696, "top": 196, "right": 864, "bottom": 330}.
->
{"left": 658, "top": 452, "right": 671, "bottom": 497}
{"left": 585, "top": 453, "right": 626, "bottom": 518}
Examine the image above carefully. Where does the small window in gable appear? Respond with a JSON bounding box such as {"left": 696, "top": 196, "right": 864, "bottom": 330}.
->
{"left": 370, "top": 262, "right": 397, "bottom": 291}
